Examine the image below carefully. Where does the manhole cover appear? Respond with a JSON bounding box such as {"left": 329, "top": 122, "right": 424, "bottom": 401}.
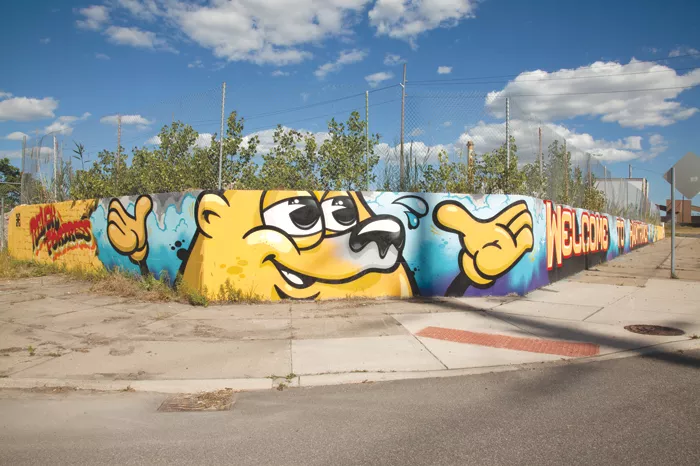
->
{"left": 157, "top": 389, "right": 235, "bottom": 412}
{"left": 624, "top": 325, "right": 685, "bottom": 336}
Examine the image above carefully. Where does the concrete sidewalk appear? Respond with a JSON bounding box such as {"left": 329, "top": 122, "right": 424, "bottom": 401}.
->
{"left": 1, "top": 238, "right": 699, "bottom": 393}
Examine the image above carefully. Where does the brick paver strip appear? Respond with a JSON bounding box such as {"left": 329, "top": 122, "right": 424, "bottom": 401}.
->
{"left": 416, "top": 326, "right": 600, "bottom": 357}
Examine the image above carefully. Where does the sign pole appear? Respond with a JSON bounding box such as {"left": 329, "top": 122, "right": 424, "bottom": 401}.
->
{"left": 671, "top": 167, "right": 677, "bottom": 279}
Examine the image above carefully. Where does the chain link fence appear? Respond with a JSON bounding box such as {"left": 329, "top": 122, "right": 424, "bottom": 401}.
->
{"left": 1, "top": 182, "right": 20, "bottom": 250}
{"left": 8, "top": 79, "right": 658, "bottom": 223}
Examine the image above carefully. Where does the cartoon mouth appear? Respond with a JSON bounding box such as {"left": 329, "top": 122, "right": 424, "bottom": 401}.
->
{"left": 264, "top": 255, "right": 317, "bottom": 289}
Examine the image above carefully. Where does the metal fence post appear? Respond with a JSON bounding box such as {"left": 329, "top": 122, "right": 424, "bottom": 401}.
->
{"left": 20, "top": 135, "right": 26, "bottom": 204}
{"left": 671, "top": 167, "right": 676, "bottom": 278}
{"left": 1, "top": 197, "right": 4, "bottom": 251}
{"left": 218, "top": 81, "right": 226, "bottom": 190}
{"left": 365, "top": 90, "right": 369, "bottom": 191}
{"left": 505, "top": 97, "right": 510, "bottom": 190}
{"left": 400, "top": 64, "right": 406, "bottom": 191}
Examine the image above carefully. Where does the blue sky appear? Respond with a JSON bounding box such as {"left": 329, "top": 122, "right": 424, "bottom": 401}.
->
{"left": 1, "top": 0, "right": 699, "bottom": 207}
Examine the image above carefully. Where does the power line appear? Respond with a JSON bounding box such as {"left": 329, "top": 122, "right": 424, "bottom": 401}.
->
{"left": 410, "top": 85, "right": 696, "bottom": 99}
{"left": 243, "top": 84, "right": 400, "bottom": 121}
{"left": 411, "top": 67, "right": 699, "bottom": 87}
{"left": 240, "top": 98, "right": 399, "bottom": 134}
{"left": 410, "top": 52, "right": 700, "bottom": 84}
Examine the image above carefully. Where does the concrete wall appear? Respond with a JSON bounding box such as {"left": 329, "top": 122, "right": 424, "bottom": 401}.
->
{"left": 8, "top": 190, "right": 665, "bottom": 300}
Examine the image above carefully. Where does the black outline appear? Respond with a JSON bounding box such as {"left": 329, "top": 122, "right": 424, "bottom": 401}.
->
{"left": 106, "top": 195, "right": 153, "bottom": 275}
{"left": 432, "top": 199, "right": 534, "bottom": 293}
{"left": 274, "top": 285, "right": 320, "bottom": 301}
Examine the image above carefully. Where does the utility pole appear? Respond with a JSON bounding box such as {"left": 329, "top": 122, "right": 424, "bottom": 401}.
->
{"left": 538, "top": 126, "right": 543, "bottom": 177}
{"left": 400, "top": 63, "right": 406, "bottom": 191}
{"left": 52, "top": 135, "right": 57, "bottom": 201}
{"left": 564, "top": 140, "right": 568, "bottom": 201}
{"left": 365, "top": 90, "right": 369, "bottom": 191}
{"left": 21, "top": 135, "right": 26, "bottom": 204}
{"left": 505, "top": 97, "right": 510, "bottom": 190}
{"left": 116, "top": 114, "right": 121, "bottom": 191}
{"left": 218, "top": 81, "right": 226, "bottom": 190}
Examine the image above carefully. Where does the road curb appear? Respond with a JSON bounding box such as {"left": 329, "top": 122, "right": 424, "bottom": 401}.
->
{"left": 2, "top": 338, "right": 698, "bottom": 394}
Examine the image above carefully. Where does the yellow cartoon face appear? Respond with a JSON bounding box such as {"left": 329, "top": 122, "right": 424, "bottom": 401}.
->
{"left": 181, "top": 190, "right": 415, "bottom": 300}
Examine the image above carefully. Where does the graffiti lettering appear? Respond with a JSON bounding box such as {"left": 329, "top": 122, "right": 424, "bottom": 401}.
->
{"left": 545, "top": 201, "right": 609, "bottom": 270}
{"left": 630, "top": 221, "right": 649, "bottom": 249}
{"left": 29, "top": 205, "right": 94, "bottom": 259}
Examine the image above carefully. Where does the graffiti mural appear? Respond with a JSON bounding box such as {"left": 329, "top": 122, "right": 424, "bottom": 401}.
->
{"left": 8, "top": 200, "right": 103, "bottom": 270}
{"left": 8, "top": 191, "right": 664, "bottom": 301}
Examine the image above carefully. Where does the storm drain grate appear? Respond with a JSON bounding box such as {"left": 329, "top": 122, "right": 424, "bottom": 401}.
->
{"left": 624, "top": 325, "right": 685, "bottom": 336}
{"left": 157, "top": 389, "right": 235, "bottom": 412}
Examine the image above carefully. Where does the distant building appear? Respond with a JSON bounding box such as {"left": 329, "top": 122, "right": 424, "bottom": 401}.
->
{"left": 594, "top": 177, "right": 649, "bottom": 211}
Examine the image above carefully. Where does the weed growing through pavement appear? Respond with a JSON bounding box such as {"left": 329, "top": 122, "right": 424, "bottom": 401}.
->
{"left": 217, "top": 279, "right": 262, "bottom": 303}
{"left": 1, "top": 250, "right": 263, "bottom": 305}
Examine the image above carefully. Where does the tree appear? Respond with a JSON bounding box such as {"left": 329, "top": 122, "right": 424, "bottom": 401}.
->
{"left": 256, "top": 126, "right": 321, "bottom": 190}
{"left": 543, "top": 140, "right": 571, "bottom": 205}
{"left": 318, "top": 111, "right": 379, "bottom": 190}
{"left": 0, "top": 157, "right": 21, "bottom": 207}
{"left": 0, "top": 158, "right": 20, "bottom": 183}
{"left": 476, "top": 136, "right": 525, "bottom": 194}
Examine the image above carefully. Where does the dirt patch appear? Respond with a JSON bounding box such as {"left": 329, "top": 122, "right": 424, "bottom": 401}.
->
{"left": 102, "top": 316, "right": 131, "bottom": 324}
{"left": 0, "top": 347, "right": 23, "bottom": 354}
{"left": 81, "top": 334, "right": 113, "bottom": 346}
{"left": 109, "top": 346, "right": 135, "bottom": 356}
{"left": 27, "top": 386, "right": 78, "bottom": 394}
{"left": 193, "top": 324, "right": 224, "bottom": 338}
{"left": 157, "top": 389, "right": 235, "bottom": 412}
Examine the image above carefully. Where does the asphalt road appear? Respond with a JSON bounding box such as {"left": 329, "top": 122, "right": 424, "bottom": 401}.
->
{"left": 1, "top": 350, "right": 699, "bottom": 466}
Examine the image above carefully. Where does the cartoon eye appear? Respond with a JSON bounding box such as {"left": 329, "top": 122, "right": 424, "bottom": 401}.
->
{"left": 263, "top": 197, "right": 322, "bottom": 236}
{"left": 322, "top": 196, "right": 358, "bottom": 233}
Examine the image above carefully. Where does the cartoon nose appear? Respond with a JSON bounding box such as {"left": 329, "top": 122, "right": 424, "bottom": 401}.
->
{"left": 349, "top": 215, "right": 405, "bottom": 259}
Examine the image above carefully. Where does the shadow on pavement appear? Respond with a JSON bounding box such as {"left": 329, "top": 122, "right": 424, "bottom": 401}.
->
{"left": 427, "top": 298, "right": 700, "bottom": 370}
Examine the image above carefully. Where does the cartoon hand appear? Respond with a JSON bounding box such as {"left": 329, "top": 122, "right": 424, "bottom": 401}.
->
{"left": 434, "top": 200, "right": 534, "bottom": 287}
{"left": 107, "top": 196, "right": 153, "bottom": 264}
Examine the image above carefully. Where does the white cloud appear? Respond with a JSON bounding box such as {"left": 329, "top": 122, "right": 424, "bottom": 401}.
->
{"left": 40, "top": 37, "right": 51, "bottom": 44}
{"left": 43, "top": 112, "right": 91, "bottom": 136}
{"left": 369, "top": 0, "right": 477, "bottom": 45}
{"left": 458, "top": 120, "right": 666, "bottom": 163}
{"left": 437, "top": 66, "right": 452, "bottom": 74}
{"left": 146, "top": 132, "right": 213, "bottom": 148}
{"left": 365, "top": 71, "right": 394, "bottom": 87}
{"left": 442, "top": 121, "right": 452, "bottom": 127}
{"left": 5, "top": 131, "right": 29, "bottom": 141}
{"left": 95, "top": 53, "right": 110, "bottom": 60}
{"left": 409, "top": 127, "right": 424, "bottom": 137}
{"left": 271, "top": 70, "right": 290, "bottom": 77}
{"left": 242, "top": 127, "right": 330, "bottom": 154}
{"left": 314, "top": 49, "right": 368, "bottom": 79}
{"left": 383, "top": 53, "right": 404, "bottom": 66}
{"left": 0, "top": 96, "right": 58, "bottom": 122}
{"left": 171, "top": 0, "right": 369, "bottom": 66}
{"left": 0, "top": 147, "right": 54, "bottom": 160}
{"left": 76, "top": 5, "right": 109, "bottom": 31}
{"left": 300, "top": 92, "right": 310, "bottom": 102}
{"left": 100, "top": 114, "right": 154, "bottom": 126}
{"left": 115, "top": 0, "right": 160, "bottom": 21}
{"left": 105, "top": 26, "right": 173, "bottom": 51}
{"left": 195, "top": 133, "right": 213, "bottom": 148}
{"left": 648, "top": 134, "right": 668, "bottom": 158}
{"left": 669, "top": 46, "right": 700, "bottom": 58}
{"left": 0, "top": 91, "right": 12, "bottom": 99}
{"left": 188, "top": 59, "right": 204, "bottom": 68}
{"left": 375, "top": 140, "right": 452, "bottom": 162}
{"left": 486, "top": 60, "right": 700, "bottom": 128}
